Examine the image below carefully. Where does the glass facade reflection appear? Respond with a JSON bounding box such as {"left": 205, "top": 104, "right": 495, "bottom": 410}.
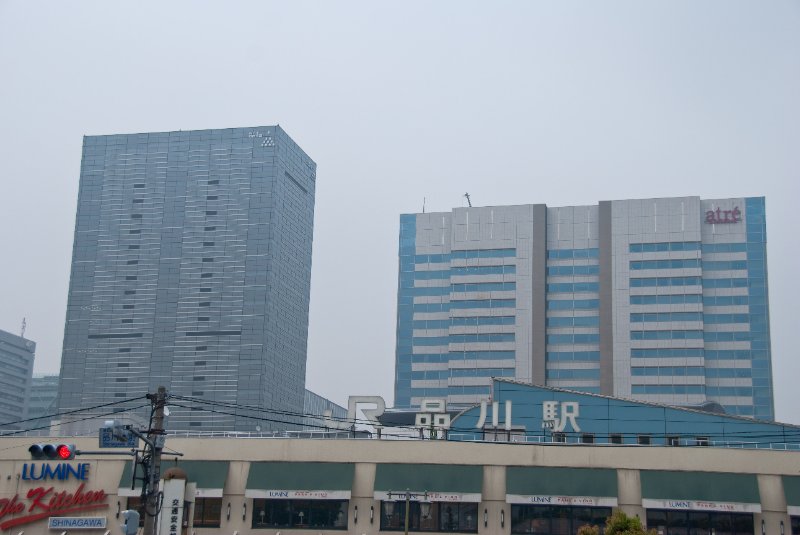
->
{"left": 57, "top": 127, "right": 316, "bottom": 432}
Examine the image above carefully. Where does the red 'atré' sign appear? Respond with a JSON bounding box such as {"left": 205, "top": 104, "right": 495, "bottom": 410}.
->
{"left": 705, "top": 207, "right": 741, "bottom": 224}
{"left": 0, "top": 483, "right": 108, "bottom": 530}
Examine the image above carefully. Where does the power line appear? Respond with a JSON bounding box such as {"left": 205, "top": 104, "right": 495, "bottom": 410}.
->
{"left": 0, "top": 395, "right": 148, "bottom": 429}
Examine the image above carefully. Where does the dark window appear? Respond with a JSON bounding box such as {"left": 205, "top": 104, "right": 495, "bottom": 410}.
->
{"left": 131, "top": 214, "right": 142, "bottom": 219}
{"left": 201, "top": 273, "right": 213, "bottom": 278}
{"left": 122, "top": 319, "right": 133, "bottom": 324}
{"left": 126, "top": 276, "right": 137, "bottom": 280}
{"left": 199, "top": 302, "right": 210, "bottom": 307}
{"left": 610, "top": 434, "right": 623, "bottom": 445}
{"left": 667, "top": 436, "right": 681, "bottom": 447}
{"left": 581, "top": 434, "right": 595, "bottom": 444}
{"left": 646, "top": 509, "right": 753, "bottom": 535}
{"left": 252, "top": 499, "right": 349, "bottom": 530}
{"left": 204, "top": 226, "right": 216, "bottom": 231}
{"left": 133, "top": 184, "right": 145, "bottom": 189}
{"left": 118, "top": 349, "right": 130, "bottom": 353}
{"left": 198, "top": 317, "right": 209, "bottom": 321}
{"left": 123, "top": 305, "right": 134, "bottom": 309}
{"left": 192, "top": 391, "right": 204, "bottom": 396}
{"left": 132, "top": 198, "right": 144, "bottom": 203}
{"left": 208, "top": 179, "right": 219, "bottom": 185}
{"left": 193, "top": 498, "right": 222, "bottom": 528}
{"left": 207, "top": 195, "right": 218, "bottom": 200}
{"left": 194, "top": 376, "right": 205, "bottom": 381}
{"left": 206, "top": 210, "right": 217, "bottom": 216}
{"left": 114, "top": 393, "right": 127, "bottom": 398}
{"left": 637, "top": 435, "right": 651, "bottom": 445}
{"left": 189, "top": 422, "right": 202, "bottom": 427}
{"left": 126, "top": 260, "right": 138, "bottom": 265}
{"left": 195, "top": 346, "right": 207, "bottom": 351}
{"left": 125, "top": 290, "right": 136, "bottom": 295}
{"left": 695, "top": 437, "right": 709, "bottom": 447}
{"left": 552, "top": 432, "right": 566, "bottom": 443}
{"left": 200, "top": 288, "right": 211, "bottom": 293}
{"left": 203, "top": 241, "right": 214, "bottom": 246}
{"left": 510, "top": 505, "right": 610, "bottom": 535}
{"left": 195, "top": 361, "right": 207, "bottom": 366}
{"left": 202, "top": 258, "right": 213, "bottom": 262}
{"left": 116, "top": 378, "right": 128, "bottom": 382}
{"left": 130, "top": 229, "right": 141, "bottom": 234}
{"left": 128, "top": 245, "right": 140, "bottom": 249}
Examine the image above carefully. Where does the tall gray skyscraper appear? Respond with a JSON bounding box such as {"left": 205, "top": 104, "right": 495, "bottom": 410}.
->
{"left": 58, "top": 126, "right": 316, "bottom": 432}
{"left": 0, "top": 328, "right": 35, "bottom": 429}
{"left": 395, "top": 197, "right": 773, "bottom": 420}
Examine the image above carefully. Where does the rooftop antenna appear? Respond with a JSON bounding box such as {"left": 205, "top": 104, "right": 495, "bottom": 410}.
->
{"left": 422, "top": 197, "right": 426, "bottom": 213}
{"left": 20, "top": 317, "right": 26, "bottom": 338}
{"left": 464, "top": 192, "right": 472, "bottom": 207}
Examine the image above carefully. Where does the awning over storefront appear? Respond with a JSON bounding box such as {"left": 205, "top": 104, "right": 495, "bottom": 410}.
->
{"left": 117, "top": 460, "right": 229, "bottom": 498}
{"left": 245, "top": 462, "right": 354, "bottom": 500}
{"left": 373, "top": 464, "right": 483, "bottom": 503}
{"left": 783, "top": 476, "right": 800, "bottom": 516}
{"left": 640, "top": 471, "right": 761, "bottom": 513}
{"left": 506, "top": 466, "right": 618, "bottom": 507}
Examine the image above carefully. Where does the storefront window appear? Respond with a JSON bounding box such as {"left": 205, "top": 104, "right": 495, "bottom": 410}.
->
{"left": 645, "top": 510, "right": 753, "bottom": 535}
{"left": 251, "top": 499, "right": 348, "bottom": 530}
{"left": 791, "top": 516, "right": 800, "bottom": 535}
{"left": 380, "top": 501, "right": 478, "bottom": 532}
{"left": 193, "top": 497, "right": 222, "bottom": 528}
{"left": 510, "top": 505, "right": 611, "bottom": 534}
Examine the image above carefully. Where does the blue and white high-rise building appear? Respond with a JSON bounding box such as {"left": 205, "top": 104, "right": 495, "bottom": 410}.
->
{"left": 394, "top": 197, "right": 773, "bottom": 420}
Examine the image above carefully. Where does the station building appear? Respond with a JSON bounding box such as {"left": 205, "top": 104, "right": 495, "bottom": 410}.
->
{"left": 3, "top": 379, "right": 800, "bottom": 535}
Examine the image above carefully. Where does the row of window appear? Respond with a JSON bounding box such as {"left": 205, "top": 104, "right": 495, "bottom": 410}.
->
{"left": 545, "top": 368, "right": 600, "bottom": 380}
{"left": 630, "top": 312, "right": 702, "bottom": 323}
{"left": 451, "top": 282, "right": 516, "bottom": 293}
{"left": 630, "top": 294, "right": 701, "bottom": 305}
{"left": 630, "top": 330, "right": 703, "bottom": 340}
{"left": 547, "top": 248, "right": 599, "bottom": 259}
{"left": 450, "top": 333, "right": 516, "bottom": 343}
{"left": 546, "top": 351, "right": 601, "bottom": 362}
{"left": 629, "top": 241, "right": 700, "bottom": 253}
{"left": 451, "top": 248, "right": 516, "bottom": 259}
{"left": 547, "top": 265, "right": 599, "bottom": 276}
{"left": 631, "top": 385, "right": 705, "bottom": 394}
{"left": 547, "top": 299, "right": 599, "bottom": 310}
{"left": 630, "top": 276, "right": 700, "bottom": 287}
{"left": 547, "top": 334, "right": 600, "bottom": 345}
{"left": 450, "top": 299, "right": 516, "bottom": 309}
{"left": 452, "top": 265, "right": 517, "bottom": 276}
{"left": 631, "top": 348, "right": 704, "bottom": 358}
{"left": 631, "top": 366, "right": 705, "bottom": 377}
{"left": 547, "top": 282, "right": 599, "bottom": 293}
{"left": 630, "top": 259, "right": 700, "bottom": 270}
{"left": 450, "top": 316, "right": 516, "bottom": 327}
{"left": 703, "top": 295, "right": 749, "bottom": 306}
{"left": 546, "top": 316, "right": 599, "bottom": 327}
{"left": 412, "top": 368, "right": 516, "bottom": 380}
{"left": 703, "top": 260, "right": 748, "bottom": 271}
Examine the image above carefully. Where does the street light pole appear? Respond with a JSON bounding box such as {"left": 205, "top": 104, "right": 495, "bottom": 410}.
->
{"left": 386, "top": 489, "right": 429, "bottom": 535}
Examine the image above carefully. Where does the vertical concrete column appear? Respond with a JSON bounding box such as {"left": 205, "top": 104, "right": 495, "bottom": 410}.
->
{"left": 352, "top": 462, "right": 378, "bottom": 535}
{"left": 598, "top": 201, "right": 614, "bottom": 396}
{"left": 222, "top": 460, "right": 249, "bottom": 534}
{"left": 531, "top": 204, "right": 548, "bottom": 385}
{"left": 757, "top": 474, "right": 790, "bottom": 535}
{"left": 617, "top": 469, "right": 646, "bottom": 523}
{"left": 481, "top": 465, "right": 508, "bottom": 535}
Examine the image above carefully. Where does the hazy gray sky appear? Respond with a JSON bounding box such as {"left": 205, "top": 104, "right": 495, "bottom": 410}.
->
{"left": 1, "top": 1, "right": 798, "bottom": 420}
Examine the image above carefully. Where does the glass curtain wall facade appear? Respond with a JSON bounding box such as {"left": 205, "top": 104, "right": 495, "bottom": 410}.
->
{"left": 0, "top": 329, "right": 35, "bottom": 429}
{"left": 58, "top": 126, "right": 316, "bottom": 432}
{"left": 394, "top": 197, "right": 774, "bottom": 420}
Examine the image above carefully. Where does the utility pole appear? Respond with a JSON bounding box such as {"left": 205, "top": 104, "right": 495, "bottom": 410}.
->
{"left": 143, "top": 386, "right": 167, "bottom": 535}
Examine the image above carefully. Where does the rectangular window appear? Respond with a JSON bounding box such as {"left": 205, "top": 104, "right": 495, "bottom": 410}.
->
{"left": 610, "top": 434, "right": 623, "bottom": 445}
{"left": 207, "top": 195, "right": 218, "bottom": 200}
{"left": 131, "top": 214, "right": 142, "bottom": 219}
{"left": 200, "top": 288, "right": 212, "bottom": 293}
{"left": 198, "top": 317, "right": 209, "bottom": 321}
{"left": 581, "top": 434, "right": 595, "bottom": 444}
{"left": 128, "top": 245, "right": 140, "bottom": 249}
{"left": 124, "top": 290, "right": 136, "bottom": 295}
{"left": 208, "top": 179, "right": 219, "bottom": 185}
{"left": 195, "top": 346, "right": 207, "bottom": 351}
{"left": 695, "top": 437, "right": 709, "bottom": 447}
{"left": 252, "top": 499, "right": 348, "bottom": 530}
{"left": 121, "top": 319, "right": 133, "bottom": 324}
{"left": 203, "top": 241, "right": 214, "bottom": 246}
{"left": 133, "top": 183, "right": 145, "bottom": 189}
{"left": 637, "top": 435, "right": 651, "bottom": 446}
{"left": 193, "top": 497, "right": 222, "bottom": 528}
{"left": 201, "top": 273, "right": 213, "bottom": 278}
{"left": 380, "top": 501, "right": 477, "bottom": 533}
{"left": 129, "top": 229, "right": 141, "bottom": 234}
{"left": 205, "top": 210, "right": 217, "bottom": 216}
{"left": 125, "top": 276, "right": 137, "bottom": 281}
{"left": 204, "top": 226, "right": 216, "bottom": 231}
{"left": 667, "top": 436, "right": 681, "bottom": 447}
{"left": 132, "top": 198, "right": 144, "bottom": 203}
{"left": 202, "top": 258, "right": 213, "bottom": 262}
{"left": 118, "top": 349, "right": 130, "bottom": 354}
{"left": 126, "top": 260, "right": 138, "bottom": 265}
{"left": 552, "top": 432, "right": 566, "bottom": 443}
{"left": 123, "top": 305, "right": 134, "bottom": 309}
